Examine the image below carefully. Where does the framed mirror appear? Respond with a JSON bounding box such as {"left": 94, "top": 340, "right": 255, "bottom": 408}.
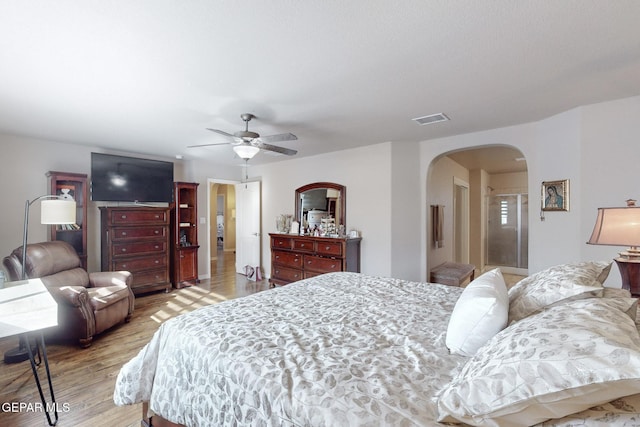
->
{"left": 295, "top": 182, "right": 346, "bottom": 233}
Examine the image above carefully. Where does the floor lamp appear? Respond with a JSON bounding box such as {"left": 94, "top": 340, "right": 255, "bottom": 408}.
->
{"left": 3, "top": 194, "right": 76, "bottom": 364}
{"left": 587, "top": 199, "right": 640, "bottom": 296}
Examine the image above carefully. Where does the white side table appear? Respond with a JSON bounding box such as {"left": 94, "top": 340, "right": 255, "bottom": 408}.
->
{"left": 0, "top": 279, "right": 59, "bottom": 426}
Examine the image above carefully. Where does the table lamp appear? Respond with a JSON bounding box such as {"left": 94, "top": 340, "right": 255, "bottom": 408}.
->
{"left": 587, "top": 199, "right": 640, "bottom": 296}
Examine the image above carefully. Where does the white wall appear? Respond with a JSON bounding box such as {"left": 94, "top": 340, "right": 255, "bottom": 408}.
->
{"left": 251, "top": 142, "right": 396, "bottom": 279}
{"left": 2, "top": 95, "right": 639, "bottom": 287}
{"left": 421, "top": 95, "right": 640, "bottom": 286}
{"left": 0, "top": 135, "right": 192, "bottom": 273}
{"left": 580, "top": 96, "right": 640, "bottom": 286}
{"left": 390, "top": 142, "right": 422, "bottom": 280}
{"left": 490, "top": 172, "right": 527, "bottom": 194}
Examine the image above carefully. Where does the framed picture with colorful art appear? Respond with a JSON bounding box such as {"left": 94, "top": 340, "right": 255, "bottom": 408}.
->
{"left": 541, "top": 179, "right": 569, "bottom": 211}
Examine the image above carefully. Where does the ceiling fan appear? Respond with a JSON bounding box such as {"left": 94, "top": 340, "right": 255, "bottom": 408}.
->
{"left": 188, "top": 113, "right": 298, "bottom": 159}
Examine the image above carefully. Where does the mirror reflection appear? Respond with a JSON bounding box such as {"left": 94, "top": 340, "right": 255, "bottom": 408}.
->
{"left": 295, "top": 182, "right": 346, "bottom": 236}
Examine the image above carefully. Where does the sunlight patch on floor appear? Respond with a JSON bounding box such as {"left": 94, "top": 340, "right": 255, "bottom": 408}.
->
{"left": 150, "top": 310, "right": 172, "bottom": 323}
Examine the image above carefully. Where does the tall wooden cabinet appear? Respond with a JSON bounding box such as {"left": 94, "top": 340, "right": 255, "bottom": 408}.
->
{"left": 171, "top": 182, "right": 200, "bottom": 288}
{"left": 47, "top": 171, "right": 88, "bottom": 269}
{"left": 100, "top": 206, "right": 171, "bottom": 295}
{"left": 269, "top": 233, "right": 362, "bottom": 286}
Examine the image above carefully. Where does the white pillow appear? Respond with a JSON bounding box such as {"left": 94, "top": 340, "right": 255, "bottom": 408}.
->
{"left": 438, "top": 298, "right": 640, "bottom": 426}
{"left": 507, "top": 261, "right": 611, "bottom": 323}
{"left": 445, "top": 268, "right": 508, "bottom": 356}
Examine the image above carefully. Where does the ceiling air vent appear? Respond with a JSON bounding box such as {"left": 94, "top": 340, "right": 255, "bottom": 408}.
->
{"left": 412, "top": 113, "right": 450, "bottom": 126}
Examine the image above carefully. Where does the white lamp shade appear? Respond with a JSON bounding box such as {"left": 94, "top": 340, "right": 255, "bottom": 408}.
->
{"left": 233, "top": 144, "right": 260, "bottom": 159}
{"left": 587, "top": 207, "right": 640, "bottom": 247}
{"left": 40, "top": 199, "right": 76, "bottom": 224}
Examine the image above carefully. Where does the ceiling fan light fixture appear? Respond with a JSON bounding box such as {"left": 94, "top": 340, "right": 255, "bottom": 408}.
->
{"left": 233, "top": 144, "right": 260, "bottom": 159}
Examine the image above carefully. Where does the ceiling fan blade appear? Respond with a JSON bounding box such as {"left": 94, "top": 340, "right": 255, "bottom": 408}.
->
{"left": 258, "top": 143, "right": 298, "bottom": 156}
{"left": 187, "top": 142, "right": 233, "bottom": 148}
{"left": 258, "top": 133, "right": 298, "bottom": 143}
{"left": 206, "top": 128, "right": 236, "bottom": 139}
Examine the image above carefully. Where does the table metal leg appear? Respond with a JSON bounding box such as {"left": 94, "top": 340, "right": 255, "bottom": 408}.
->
{"left": 25, "top": 332, "right": 58, "bottom": 426}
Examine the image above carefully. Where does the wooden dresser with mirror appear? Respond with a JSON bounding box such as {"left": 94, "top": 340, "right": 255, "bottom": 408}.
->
{"left": 269, "top": 182, "right": 362, "bottom": 286}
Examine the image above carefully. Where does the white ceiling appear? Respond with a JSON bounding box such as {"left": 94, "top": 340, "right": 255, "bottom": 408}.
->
{"left": 0, "top": 1, "right": 639, "bottom": 166}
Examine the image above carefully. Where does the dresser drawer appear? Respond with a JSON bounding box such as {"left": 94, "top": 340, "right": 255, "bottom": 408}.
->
{"left": 112, "top": 241, "right": 167, "bottom": 257}
{"left": 272, "top": 265, "right": 303, "bottom": 283}
{"left": 304, "top": 255, "right": 342, "bottom": 273}
{"left": 304, "top": 270, "right": 324, "bottom": 280}
{"left": 271, "top": 236, "right": 293, "bottom": 250}
{"left": 131, "top": 268, "right": 169, "bottom": 287}
{"left": 109, "top": 209, "right": 168, "bottom": 225}
{"left": 110, "top": 226, "right": 167, "bottom": 241}
{"left": 316, "top": 240, "right": 343, "bottom": 256}
{"left": 112, "top": 255, "right": 167, "bottom": 271}
{"left": 272, "top": 250, "right": 303, "bottom": 268}
{"left": 292, "top": 238, "right": 315, "bottom": 253}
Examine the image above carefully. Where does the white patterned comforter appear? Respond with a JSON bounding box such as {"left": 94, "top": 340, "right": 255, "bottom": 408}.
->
{"left": 114, "top": 272, "right": 640, "bottom": 426}
{"left": 114, "top": 272, "right": 468, "bottom": 426}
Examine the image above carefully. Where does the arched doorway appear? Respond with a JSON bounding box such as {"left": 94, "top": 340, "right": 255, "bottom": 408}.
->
{"left": 427, "top": 145, "right": 528, "bottom": 276}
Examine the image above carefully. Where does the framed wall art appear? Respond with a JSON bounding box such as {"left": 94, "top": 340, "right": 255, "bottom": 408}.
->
{"left": 541, "top": 179, "right": 569, "bottom": 211}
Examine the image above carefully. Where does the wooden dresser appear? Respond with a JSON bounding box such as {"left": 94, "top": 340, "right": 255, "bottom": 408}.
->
{"left": 100, "top": 207, "right": 171, "bottom": 295}
{"left": 269, "top": 233, "right": 362, "bottom": 286}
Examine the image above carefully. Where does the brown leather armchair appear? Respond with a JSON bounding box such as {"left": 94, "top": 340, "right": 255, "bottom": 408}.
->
{"left": 3, "top": 241, "right": 134, "bottom": 347}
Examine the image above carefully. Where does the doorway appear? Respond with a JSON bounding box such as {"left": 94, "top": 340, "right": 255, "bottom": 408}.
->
{"left": 486, "top": 193, "right": 528, "bottom": 274}
{"left": 453, "top": 178, "right": 469, "bottom": 264}
{"left": 429, "top": 145, "right": 528, "bottom": 276}
{"left": 208, "top": 181, "right": 237, "bottom": 271}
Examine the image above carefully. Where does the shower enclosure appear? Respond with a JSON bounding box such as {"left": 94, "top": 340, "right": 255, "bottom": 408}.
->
{"left": 486, "top": 194, "right": 528, "bottom": 272}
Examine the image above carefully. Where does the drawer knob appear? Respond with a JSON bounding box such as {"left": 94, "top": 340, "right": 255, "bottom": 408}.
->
{"left": 154, "top": 245, "right": 159, "bottom": 249}
{"left": 121, "top": 248, "right": 127, "bottom": 252}
{"left": 300, "top": 243, "right": 305, "bottom": 247}
{"left": 121, "top": 232, "right": 127, "bottom": 236}
{"left": 154, "top": 230, "right": 159, "bottom": 234}
{"left": 121, "top": 215, "right": 127, "bottom": 219}
{"left": 325, "top": 246, "right": 330, "bottom": 250}
{"left": 155, "top": 215, "right": 160, "bottom": 219}
{"left": 275, "top": 255, "right": 280, "bottom": 259}
{"left": 122, "top": 264, "right": 127, "bottom": 268}
{"left": 155, "top": 260, "right": 159, "bottom": 264}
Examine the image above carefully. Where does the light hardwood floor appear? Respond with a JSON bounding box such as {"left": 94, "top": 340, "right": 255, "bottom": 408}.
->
{"left": 0, "top": 250, "right": 270, "bottom": 427}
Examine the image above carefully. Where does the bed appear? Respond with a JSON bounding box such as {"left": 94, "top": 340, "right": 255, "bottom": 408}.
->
{"left": 114, "top": 265, "right": 640, "bottom": 426}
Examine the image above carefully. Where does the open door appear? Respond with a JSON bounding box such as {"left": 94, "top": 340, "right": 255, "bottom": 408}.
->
{"left": 235, "top": 181, "right": 261, "bottom": 275}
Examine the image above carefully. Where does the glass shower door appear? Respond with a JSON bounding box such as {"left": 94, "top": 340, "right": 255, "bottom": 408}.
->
{"left": 486, "top": 194, "right": 528, "bottom": 269}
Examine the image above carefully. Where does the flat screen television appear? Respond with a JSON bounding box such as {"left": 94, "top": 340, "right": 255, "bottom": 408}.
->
{"left": 91, "top": 152, "right": 174, "bottom": 203}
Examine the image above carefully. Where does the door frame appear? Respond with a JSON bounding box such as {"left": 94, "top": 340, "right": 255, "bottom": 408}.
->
{"left": 453, "top": 177, "right": 470, "bottom": 264}
{"left": 206, "top": 178, "right": 239, "bottom": 279}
